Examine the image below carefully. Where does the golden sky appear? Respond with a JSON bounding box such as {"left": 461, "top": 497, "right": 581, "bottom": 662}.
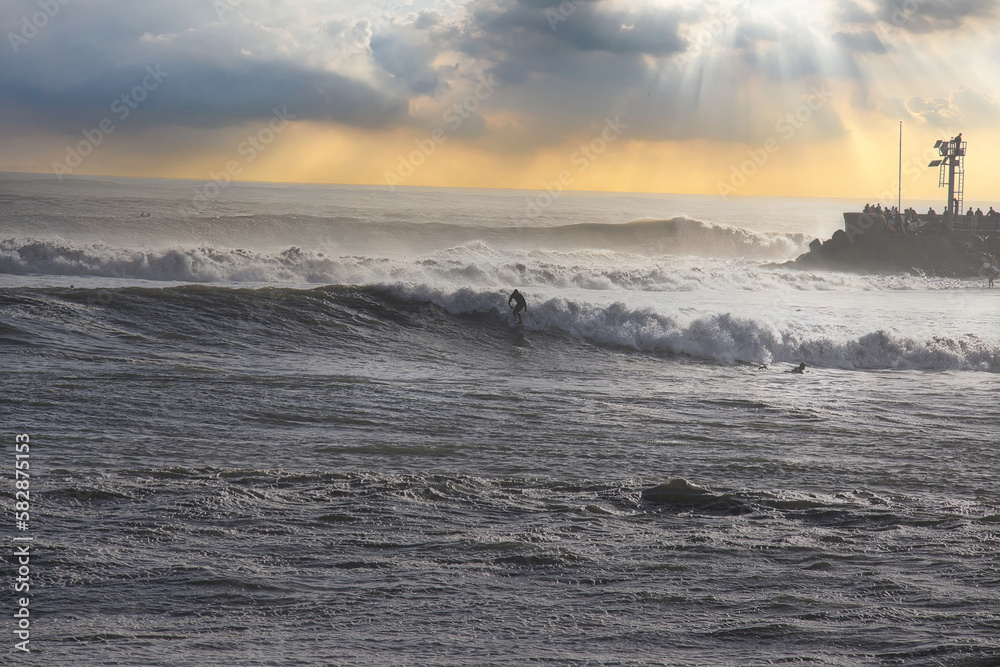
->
{"left": 3, "top": 0, "right": 1000, "bottom": 203}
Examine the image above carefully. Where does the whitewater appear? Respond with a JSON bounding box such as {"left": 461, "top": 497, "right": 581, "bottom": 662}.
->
{"left": 2, "top": 173, "right": 999, "bottom": 666}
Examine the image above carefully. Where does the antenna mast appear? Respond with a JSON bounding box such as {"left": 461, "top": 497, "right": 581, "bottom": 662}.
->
{"left": 928, "top": 133, "right": 966, "bottom": 217}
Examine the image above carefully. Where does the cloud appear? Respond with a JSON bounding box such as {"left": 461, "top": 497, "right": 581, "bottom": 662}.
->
{"left": 0, "top": 0, "right": 408, "bottom": 131}
{"left": 475, "top": 0, "right": 688, "bottom": 55}
{"left": 462, "top": 0, "right": 688, "bottom": 83}
{"left": 8, "top": 0, "right": 994, "bottom": 172}
{"left": 953, "top": 88, "right": 1000, "bottom": 126}
{"left": 0, "top": 0, "right": 866, "bottom": 148}
{"left": 835, "top": 0, "right": 999, "bottom": 33}
{"left": 875, "top": 95, "right": 911, "bottom": 119}
{"left": 833, "top": 29, "right": 888, "bottom": 54}
{"left": 2, "top": 57, "right": 409, "bottom": 131}
{"left": 906, "top": 95, "right": 958, "bottom": 125}
{"left": 423, "top": 0, "right": 693, "bottom": 144}
{"left": 440, "top": 0, "right": 850, "bottom": 145}
{"left": 732, "top": 20, "right": 779, "bottom": 50}
{"left": 369, "top": 10, "right": 458, "bottom": 96}
{"left": 370, "top": 32, "right": 441, "bottom": 96}
{"left": 906, "top": 88, "right": 1000, "bottom": 126}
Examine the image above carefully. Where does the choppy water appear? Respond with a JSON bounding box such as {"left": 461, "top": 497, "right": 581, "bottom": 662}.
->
{"left": 2, "top": 174, "right": 1000, "bottom": 665}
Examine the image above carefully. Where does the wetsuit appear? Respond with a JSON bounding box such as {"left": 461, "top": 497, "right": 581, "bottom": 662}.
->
{"left": 508, "top": 290, "right": 526, "bottom": 321}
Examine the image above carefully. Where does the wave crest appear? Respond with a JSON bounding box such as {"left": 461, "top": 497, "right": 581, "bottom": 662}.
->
{"left": 0, "top": 235, "right": 804, "bottom": 289}
{"left": 393, "top": 285, "right": 1000, "bottom": 372}
{"left": 6, "top": 279, "right": 997, "bottom": 373}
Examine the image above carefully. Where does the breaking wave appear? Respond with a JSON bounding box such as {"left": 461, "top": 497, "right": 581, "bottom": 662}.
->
{"left": 5, "top": 282, "right": 998, "bottom": 373}
{"left": 0, "top": 235, "right": 953, "bottom": 294}
{"left": 404, "top": 285, "right": 1000, "bottom": 372}
{"left": 0, "top": 219, "right": 808, "bottom": 284}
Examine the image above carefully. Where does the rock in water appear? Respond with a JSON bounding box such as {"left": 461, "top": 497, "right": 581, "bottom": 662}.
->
{"left": 640, "top": 478, "right": 712, "bottom": 504}
{"left": 786, "top": 213, "right": 1000, "bottom": 277}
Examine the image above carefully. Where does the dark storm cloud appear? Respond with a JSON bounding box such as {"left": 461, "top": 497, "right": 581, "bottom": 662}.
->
{"left": 0, "top": 0, "right": 866, "bottom": 148}
{"left": 371, "top": 31, "right": 442, "bottom": 96}
{"left": 1, "top": 56, "right": 408, "bottom": 131}
{"left": 465, "top": 0, "right": 689, "bottom": 82}
{"left": 419, "top": 0, "right": 718, "bottom": 145}
{"left": 0, "top": 0, "right": 407, "bottom": 132}
{"left": 442, "top": 0, "right": 849, "bottom": 145}
{"left": 835, "top": 0, "right": 999, "bottom": 32}
{"left": 451, "top": 0, "right": 697, "bottom": 139}
{"left": 368, "top": 9, "right": 460, "bottom": 96}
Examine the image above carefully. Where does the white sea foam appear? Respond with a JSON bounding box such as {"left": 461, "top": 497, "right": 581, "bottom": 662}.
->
{"left": 392, "top": 284, "right": 1000, "bottom": 372}
{"left": 0, "top": 237, "right": 971, "bottom": 293}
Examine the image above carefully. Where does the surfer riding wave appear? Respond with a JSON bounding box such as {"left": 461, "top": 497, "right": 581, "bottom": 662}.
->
{"left": 508, "top": 289, "right": 527, "bottom": 324}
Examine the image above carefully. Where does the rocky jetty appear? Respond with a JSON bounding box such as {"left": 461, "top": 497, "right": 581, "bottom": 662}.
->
{"left": 787, "top": 214, "right": 1000, "bottom": 278}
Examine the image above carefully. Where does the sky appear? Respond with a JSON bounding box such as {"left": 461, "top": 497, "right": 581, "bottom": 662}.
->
{"left": 2, "top": 0, "right": 1000, "bottom": 202}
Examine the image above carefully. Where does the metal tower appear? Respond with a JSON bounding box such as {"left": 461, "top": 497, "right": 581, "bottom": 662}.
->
{"left": 928, "top": 133, "right": 966, "bottom": 217}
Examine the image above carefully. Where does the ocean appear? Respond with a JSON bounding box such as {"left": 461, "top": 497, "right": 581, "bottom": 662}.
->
{"left": 2, "top": 173, "right": 999, "bottom": 666}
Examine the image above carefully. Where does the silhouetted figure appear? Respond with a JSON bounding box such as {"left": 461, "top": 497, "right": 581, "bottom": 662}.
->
{"left": 508, "top": 289, "right": 527, "bottom": 324}
{"left": 790, "top": 362, "right": 806, "bottom": 374}
{"left": 984, "top": 263, "right": 1000, "bottom": 288}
